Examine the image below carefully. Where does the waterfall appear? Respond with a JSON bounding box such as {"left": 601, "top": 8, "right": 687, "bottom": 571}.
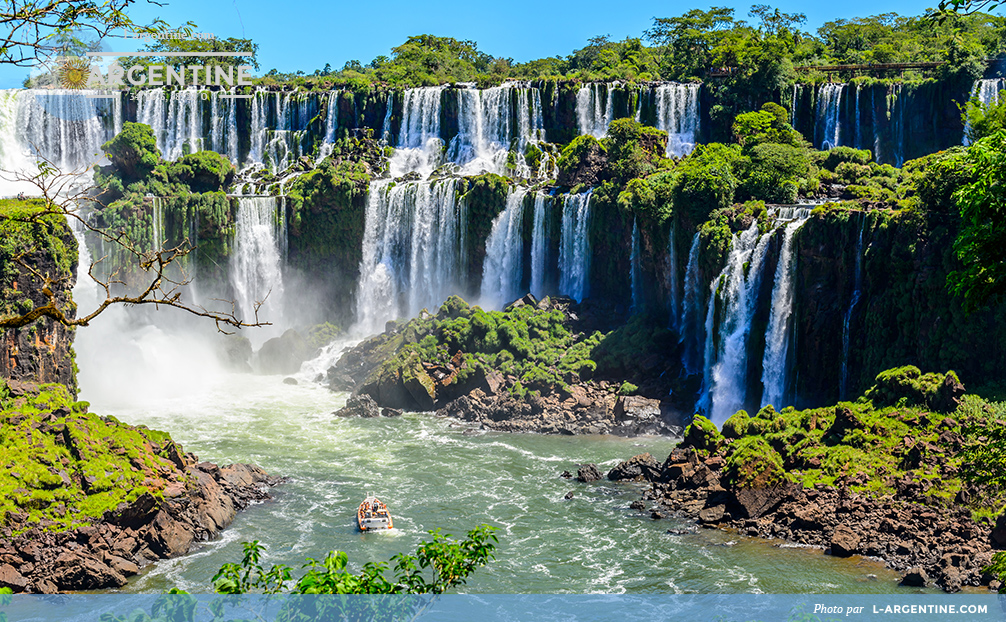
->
{"left": 231, "top": 196, "right": 286, "bottom": 328}
{"left": 136, "top": 88, "right": 203, "bottom": 160}
{"left": 354, "top": 178, "right": 464, "bottom": 334}
{"left": 839, "top": 216, "right": 867, "bottom": 399}
{"left": 667, "top": 221, "right": 681, "bottom": 332}
{"left": 891, "top": 84, "right": 906, "bottom": 167}
{"left": 151, "top": 197, "right": 163, "bottom": 251}
{"left": 559, "top": 192, "right": 592, "bottom": 302}
{"left": 390, "top": 86, "right": 446, "bottom": 177}
{"left": 0, "top": 89, "right": 117, "bottom": 195}
{"left": 630, "top": 218, "right": 643, "bottom": 313}
{"left": 759, "top": 211, "right": 811, "bottom": 410}
{"left": 481, "top": 187, "right": 529, "bottom": 309}
{"left": 701, "top": 224, "right": 774, "bottom": 424}
{"left": 853, "top": 83, "right": 862, "bottom": 150}
{"left": 816, "top": 83, "right": 844, "bottom": 150}
{"left": 654, "top": 83, "right": 701, "bottom": 157}
{"left": 576, "top": 83, "right": 613, "bottom": 138}
{"left": 964, "top": 78, "right": 1006, "bottom": 145}
{"left": 210, "top": 93, "right": 239, "bottom": 163}
{"left": 529, "top": 192, "right": 549, "bottom": 299}
{"left": 448, "top": 83, "right": 545, "bottom": 177}
{"left": 680, "top": 232, "right": 703, "bottom": 374}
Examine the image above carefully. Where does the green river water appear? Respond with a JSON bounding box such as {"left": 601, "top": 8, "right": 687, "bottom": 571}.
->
{"left": 76, "top": 339, "right": 911, "bottom": 595}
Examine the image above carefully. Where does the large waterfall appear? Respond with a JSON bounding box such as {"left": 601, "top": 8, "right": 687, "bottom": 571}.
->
{"left": 964, "top": 78, "right": 1006, "bottom": 145}
{"left": 654, "top": 83, "right": 701, "bottom": 157}
{"left": 680, "top": 232, "right": 703, "bottom": 375}
{"left": 816, "top": 83, "right": 844, "bottom": 150}
{"left": 630, "top": 218, "right": 643, "bottom": 313}
{"left": 529, "top": 193, "right": 550, "bottom": 300}
{"left": 700, "top": 224, "right": 774, "bottom": 423}
{"left": 559, "top": 192, "right": 592, "bottom": 302}
{"left": 666, "top": 222, "right": 681, "bottom": 331}
{"left": 481, "top": 187, "right": 529, "bottom": 310}
{"left": 0, "top": 89, "right": 118, "bottom": 194}
{"left": 576, "top": 83, "right": 614, "bottom": 138}
{"left": 449, "top": 83, "right": 545, "bottom": 177}
{"left": 759, "top": 209, "right": 811, "bottom": 410}
{"left": 354, "top": 178, "right": 465, "bottom": 334}
{"left": 231, "top": 197, "right": 287, "bottom": 331}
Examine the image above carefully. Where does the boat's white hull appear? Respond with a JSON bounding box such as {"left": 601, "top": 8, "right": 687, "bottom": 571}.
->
{"left": 360, "top": 516, "right": 392, "bottom": 531}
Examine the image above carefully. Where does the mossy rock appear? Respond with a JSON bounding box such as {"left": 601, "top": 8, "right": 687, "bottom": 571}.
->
{"left": 682, "top": 415, "right": 724, "bottom": 453}
{"left": 865, "top": 366, "right": 965, "bottom": 414}
{"left": 722, "top": 410, "right": 750, "bottom": 439}
{"left": 724, "top": 436, "right": 789, "bottom": 489}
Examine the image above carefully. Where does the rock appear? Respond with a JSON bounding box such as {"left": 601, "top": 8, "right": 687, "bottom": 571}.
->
{"left": 190, "top": 469, "right": 236, "bottom": 532}
{"left": 564, "top": 491, "right": 575, "bottom": 500}
{"left": 560, "top": 470, "right": 572, "bottom": 479}
{"left": 282, "top": 377, "right": 298, "bottom": 385}
{"left": 730, "top": 484, "right": 797, "bottom": 519}
{"left": 218, "top": 463, "right": 269, "bottom": 488}
{"left": 333, "top": 394, "right": 381, "bottom": 418}
{"left": 103, "top": 492, "right": 161, "bottom": 529}
{"left": 52, "top": 552, "right": 126, "bottom": 590}
{"left": 576, "top": 464, "right": 603, "bottom": 483}
{"left": 0, "top": 563, "right": 27, "bottom": 591}
{"left": 993, "top": 512, "right": 1006, "bottom": 548}
{"left": 614, "top": 396, "right": 661, "bottom": 423}
{"left": 216, "top": 334, "right": 253, "bottom": 373}
{"left": 402, "top": 357, "right": 437, "bottom": 410}
{"left": 381, "top": 408, "right": 403, "bottom": 417}
{"left": 556, "top": 135, "right": 607, "bottom": 187}
{"left": 326, "top": 369, "right": 356, "bottom": 392}
{"left": 105, "top": 555, "right": 139, "bottom": 577}
{"left": 900, "top": 567, "right": 929, "bottom": 587}
{"left": 607, "top": 453, "right": 663, "bottom": 482}
{"left": 933, "top": 372, "right": 965, "bottom": 414}
{"left": 830, "top": 524, "right": 860, "bottom": 557}
{"left": 699, "top": 505, "right": 727, "bottom": 523}
{"left": 257, "top": 329, "right": 317, "bottom": 375}
{"left": 145, "top": 510, "right": 194, "bottom": 558}
{"left": 827, "top": 406, "right": 862, "bottom": 437}
{"left": 504, "top": 293, "right": 538, "bottom": 311}
{"left": 629, "top": 500, "right": 646, "bottom": 510}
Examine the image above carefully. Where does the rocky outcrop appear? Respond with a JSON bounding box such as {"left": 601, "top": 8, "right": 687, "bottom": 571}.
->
{"left": 629, "top": 445, "right": 994, "bottom": 593}
{"left": 333, "top": 394, "right": 381, "bottom": 418}
{"left": 257, "top": 329, "right": 318, "bottom": 375}
{"left": 434, "top": 385, "right": 682, "bottom": 436}
{"left": 0, "top": 202, "right": 78, "bottom": 394}
{"left": 0, "top": 460, "right": 280, "bottom": 593}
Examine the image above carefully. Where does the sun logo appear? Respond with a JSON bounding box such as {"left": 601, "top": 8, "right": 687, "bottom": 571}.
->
{"left": 57, "top": 57, "right": 92, "bottom": 89}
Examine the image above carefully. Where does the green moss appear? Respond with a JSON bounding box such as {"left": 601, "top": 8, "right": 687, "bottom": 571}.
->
{"left": 0, "top": 382, "right": 181, "bottom": 535}
{"left": 722, "top": 410, "right": 751, "bottom": 439}
{"left": 682, "top": 415, "right": 724, "bottom": 453}
{"left": 724, "top": 436, "right": 789, "bottom": 488}
{"left": 617, "top": 381, "right": 638, "bottom": 396}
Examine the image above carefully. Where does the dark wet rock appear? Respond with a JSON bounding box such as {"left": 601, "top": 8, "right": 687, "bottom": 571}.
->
{"left": 216, "top": 334, "right": 253, "bottom": 373}
{"left": 576, "top": 464, "right": 603, "bottom": 483}
{"left": 334, "top": 394, "right": 381, "bottom": 418}
{"left": 900, "top": 567, "right": 929, "bottom": 587}
{"left": 283, "top": 377, "right": 299, "bottom": 385}
{"left": 257, "top": 329, "right": 318, "bottom": 375}
{"left": 0, "top": 563, "right": 28, "bottom": 591}
{"left": 607, "top": 453, "right": 662, "bottom": 482}
{"left": 560, "top": 471, "right": 573, "bottom": 479}
{"left": 381, "top": 407, "right": 403, "bottom": 417}
{"left": 830, "top": 524, "right": 860, "bottom": 557}
{"left": 629, "top": 500, "right": 646, "bottom": 510}
{"left": 564, "top": 491, "right": 575, "bottom": 500}
{"left": 614, "top": 396, "right": 661, "bottom": 423}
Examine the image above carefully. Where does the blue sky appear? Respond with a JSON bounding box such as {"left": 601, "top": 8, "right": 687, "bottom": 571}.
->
{"left": 1, "top": 0, "right": 935, "bottom": 88}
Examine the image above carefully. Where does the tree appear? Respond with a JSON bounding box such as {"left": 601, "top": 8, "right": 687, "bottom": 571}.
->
{"left": 0, "top": 0, "right": 194, "bottom": 67}
{"left": 213, "top": 525, "right": 498, "bottom": 595}
{"left": 645, "top": 7, "right": 735, "bottom": 79}
{"left": 947, "top": 130, "right": 1006, "bottom": 313}
{"left": 932, "top": 0, "right": 1000, "bottom": 22}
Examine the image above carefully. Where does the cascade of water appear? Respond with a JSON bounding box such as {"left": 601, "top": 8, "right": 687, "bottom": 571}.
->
{"left": 151, "top": 197, "right": 163, "bottom": 251}
{"left": 448, "top": 83, "right": 544, "bottom": 177}
{"left": 209, "top": 94, "right": 239, "bottom": 163}
{"left": 231, "top": 197, "right": 286, "bottom": 328}
{"left": 872, "top": 88, "right": 881, "bottom": 163}
{"left": 839, "top": 216, "right": 867, "bottom": 399}
{"left": 529, "top": 192, "right": 549, "bottom": 299}
{"left": 853, "top": 83, "right": 861, "bottom": 150}
{"left": 380, "top": 92, "right": 394, "bottom": 142}
{"left": 667, "top": 221, "right": 681, "bottom": 332}
{"left": 963, "top": 78, "right": 1006, "bottom": 145}
{"left": 654, "top": 83, "right": 701, "bottom": 157}
{"left": 576, "top": 83, "right": 613, "bottom": 138}
{"left": 702, "top": 224, "right": 774, "bottom": 424}
{"left": 559, "top": 192, "right": 592, "bottom": 302}
{"left": 816, "top": 83, "right": 844, "bottom": 150}
{"left": 354, "top": 178, "right": 464, "bottom": 334}
{"left": 0, "top": 89, "right": 115, "bottom": 194}
{"left": 481, "top": 187, "right": 529, "bottom": 309}
{"left": 630, "top": 218, "right": 643, "bottom": 313}
{"left": 680, "top": 232, "right": 703, "bottom": 374}
{"left": 759, "top": 212, "right": 811, "bottom": 410}
{"left": 390, "top": 86, "right": 446, "bottom": 177}
{"left": 891, "top": 84, "right": 905, "bottom": 167}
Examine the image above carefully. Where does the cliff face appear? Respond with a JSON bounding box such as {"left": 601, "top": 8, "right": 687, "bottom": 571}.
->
{"left": 0, "top": 200, "right": 78, "bottom": 394}
{"left": 793, "top": 209, "right": 1006, "bottom": 407}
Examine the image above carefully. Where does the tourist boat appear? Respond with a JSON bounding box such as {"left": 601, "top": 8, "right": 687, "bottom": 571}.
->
{"left": 357, "top": 495, "right": 393, "bottom": 531}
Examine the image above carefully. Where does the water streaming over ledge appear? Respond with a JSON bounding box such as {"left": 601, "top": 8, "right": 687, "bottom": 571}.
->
{"left": 481, "top": 187, "right": 530, "bottom": 310}
{"left": 231, "top": 196, "right": 287, "bottom": 337}
{"left": 559, "top": 192, "right": 593, "bottom": 303}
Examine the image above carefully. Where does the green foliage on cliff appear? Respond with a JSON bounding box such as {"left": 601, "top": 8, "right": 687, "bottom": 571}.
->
{"left": 100, "top": 122, "right": 160, "bottom": 183}
{"left": 946, "top": 131, "right": 1006, "bottom": 312}
{"left": 724, "top": 436, "right": 789, "bottom": 488}
{"left": 0, "top": 381, "right": 183, "bottom": 535}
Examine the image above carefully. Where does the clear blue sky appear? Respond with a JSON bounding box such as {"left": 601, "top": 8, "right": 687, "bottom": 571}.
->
{"left": 1, "top": 0, "right": 935, "bottom": 88}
